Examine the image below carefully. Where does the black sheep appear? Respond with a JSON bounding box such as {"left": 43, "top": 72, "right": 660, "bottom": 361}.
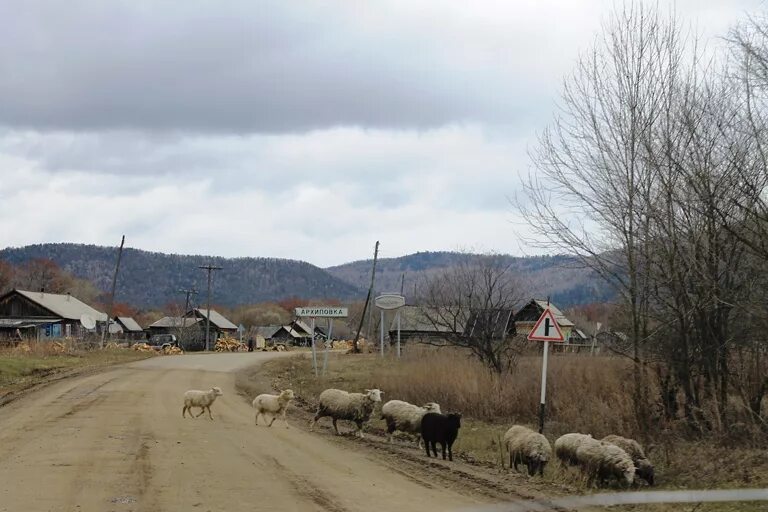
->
{"left": 421, "top": 412, "right": 462, "bottom": 461}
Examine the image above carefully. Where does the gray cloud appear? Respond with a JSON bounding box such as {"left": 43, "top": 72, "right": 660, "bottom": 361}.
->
{"left": 0, "top": 0, "right": 764, "bottom": 266}
{"left": 0, "top": 1, "right": 529, "bottom": 133}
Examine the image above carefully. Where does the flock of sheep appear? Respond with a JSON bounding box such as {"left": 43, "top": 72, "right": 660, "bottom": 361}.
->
{"left": 181, "top": 385, "right": 654, "bottom": 488}
{"left": 506, "top": 427, "right": 655, "bottom": 487}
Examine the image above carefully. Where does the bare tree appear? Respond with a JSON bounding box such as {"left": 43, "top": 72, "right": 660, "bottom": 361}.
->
{"left": 418, "top": 254, "right": 524, "bottom": 374}
{"left": 519, "top": 2, "right": 684, "bottom": 426}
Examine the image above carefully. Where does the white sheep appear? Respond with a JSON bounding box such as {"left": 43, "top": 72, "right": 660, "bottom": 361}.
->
{"left": 252, "top": 389, "right": 295, "bottom": 428}
{"left": 311, "top": 388, "right": 383, "bottom": 438}
{"left": 381, "top": 399, "right": 441, "bottom": 445}
{"left": 575, "top": 437, "right": 635, "bottom": 487}
{"left": 503, "top": 425, "right": 552, "bottom": 476}
{"left": 554, "top": 432, "right": 593, "bottom": 467}
{"left": 601, "top": 434, "right": 655, "bottom": 485}
{"left": 182, "top": 387, "right": 223, "bottom": 420}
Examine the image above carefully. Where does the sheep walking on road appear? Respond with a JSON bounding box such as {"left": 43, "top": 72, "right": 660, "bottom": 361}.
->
{"left": 182, "top": 387, "right": 223, "bottom": 420}
{"left": 421, "top": 412, "right": 462, "bottom": 461}
{"left": 503, "top": 425, "right": 552, "bottom": 477}
{"left": 253, "top": 389, "right": 295, "bottom": 428}
{"left": 381, "top": 400, "right": 441, "bottom": 445}
{"left": 311, "top": 388, "right": 383, "bottom": 438}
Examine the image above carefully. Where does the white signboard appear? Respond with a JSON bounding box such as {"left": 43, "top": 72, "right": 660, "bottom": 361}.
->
{"left": 295, "top": 307, "right": 348, "bottom": 318}
{"left": 374, "top": 294, "right": 406, "bottom": 310}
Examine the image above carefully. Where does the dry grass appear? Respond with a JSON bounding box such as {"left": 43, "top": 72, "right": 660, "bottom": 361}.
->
{"left": 0, "top": 340, "right": 153, "bottom": 396}
{"left": 261, "top": 346, "right": 768, "bottom": 499}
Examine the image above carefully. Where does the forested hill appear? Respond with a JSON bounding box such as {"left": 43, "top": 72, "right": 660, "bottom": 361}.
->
{"left": 326, "top": 251, "right": 615, "bottom": 307}
{"left": 0, "top": 244, "right": 614, "bottom": 309}
{"left": 0, "top": 244, "right": 364, "bottom": 308}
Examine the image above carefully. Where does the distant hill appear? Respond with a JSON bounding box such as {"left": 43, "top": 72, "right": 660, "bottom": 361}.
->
{"left": 0, "top": 244, "right": 615, "bottom": 310}
{"left": 326, "top": 251, "right": 615, "bottom": 308}
{"left": 0, "top": 244, "right": 364, "bottom": 308}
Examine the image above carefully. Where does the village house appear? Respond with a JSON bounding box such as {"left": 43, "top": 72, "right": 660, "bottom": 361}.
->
{"left": 191, "top": 308, "right": 238, "bottom": 339}
{"left": 147, "top": 316, "right": 203, "bottom": 334}
{"left": 112, "top": 316, "right": 146, "bottom": 340}
{"left": 0, "top": 289, "right": 107, "bottom": 342}
{"left": 253, "top": 320, "right": 328, "bottom": 347}
{"left": 513, "top": 299, "right": 575, "bottom": 341}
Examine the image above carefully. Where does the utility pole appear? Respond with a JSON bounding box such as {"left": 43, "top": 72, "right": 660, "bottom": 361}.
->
{"left": 101, "top": 235, "right": 125, "bottom": 348}
{"left": 198, "top": 264, "right": 222, "bottom": 351}
{"left": 353, "top": 241, "right": 379, "bottom": 353}
{"left": 178, "top": 287, "right": 197, "bottom": 349}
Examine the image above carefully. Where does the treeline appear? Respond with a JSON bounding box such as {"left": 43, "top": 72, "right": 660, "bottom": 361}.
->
{"left": 523, "top": 2, "right": 768, "bottom": 437}
{"left": 0, "top": 258, "right": 101, "bottom": 305}
{"left": 0, "top": 243, "right": 363, "bottom": 308}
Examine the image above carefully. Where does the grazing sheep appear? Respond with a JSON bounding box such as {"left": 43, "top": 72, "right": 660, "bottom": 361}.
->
{"left": 421, "top": 412, "right": 462, "bottom": 461}
{"left": 503, "top": 425, "right": 552, "bottom": 476}
{"left": 575, "top": 437, "right": 635, "bottom": 487}
{"left": 602, "top": 434, "right": 655, "bottom": 485}
{"left": 381, "top": 400, "right": 441, "bottom": 444}
{"left": 253, "top": 389, "right": 295, "bottom": 428}
{"left": 554, "top": 433, "right": 593, "bottom": 467}
{"left": 311, "top": 388, "right": 383, "bottom": 438}
{"left": 182, "top": 387, "right": 223, "bottom": 420}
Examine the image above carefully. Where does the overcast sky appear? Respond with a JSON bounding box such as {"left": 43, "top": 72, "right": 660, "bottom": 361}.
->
{"left": 0, "top": 0, "right": 762, "bottom": 266}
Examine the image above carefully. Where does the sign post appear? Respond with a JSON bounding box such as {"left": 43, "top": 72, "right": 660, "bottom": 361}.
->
{"left": 322, "top": 318, "right": 334, "bottom": 376}
{"left": 295, "top": 307, "right": 349, "bottom": 377}
{"left": 374, "top": 294, "right": 406, "bottom": 358}
{"left": 311, "top": 317, "right": 317, "bottom": 377}
{"left": 527, "top": 305, "right": 565, "bottom": 433}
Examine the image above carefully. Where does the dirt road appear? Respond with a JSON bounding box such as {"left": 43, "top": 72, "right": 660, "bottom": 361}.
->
{"left": 0, "top": 352, "right": 491, "bottom": 512}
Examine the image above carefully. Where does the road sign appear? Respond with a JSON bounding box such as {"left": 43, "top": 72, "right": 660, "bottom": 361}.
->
{"left": 295, "top": 307, "right": 348, "bottom": 318}
{"left": 527, "top": 307, "right": 565, "bottom": 342}
{"left": 374, "top": 294, "right": 405, "bottom": 310}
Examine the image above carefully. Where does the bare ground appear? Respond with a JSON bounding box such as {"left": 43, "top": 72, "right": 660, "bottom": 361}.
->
{"left": 0, "top": 352, "right": 530, "bottom": 512}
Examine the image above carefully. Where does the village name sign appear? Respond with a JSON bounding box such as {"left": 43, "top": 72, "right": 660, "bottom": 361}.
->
{"left": 294, "top": 307, "right": 348, "bottom": 318}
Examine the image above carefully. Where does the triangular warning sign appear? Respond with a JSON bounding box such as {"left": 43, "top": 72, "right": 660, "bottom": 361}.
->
{"left": 527, "top": 307, "right": 565, "bottom": 342}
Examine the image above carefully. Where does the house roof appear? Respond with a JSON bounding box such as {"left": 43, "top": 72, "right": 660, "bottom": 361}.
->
{"left": 292, "top": 320, "right": 313, "bottom": 336}
{"left": 116, "top": 316, "right": 143, "bottom": 332}
{"left": 291, "top": 320, "right": 326, "bottom": 337}
{"left": 390, "top": 305, "right": 462, "bottom": 333}
{"left": 14, "top": 289, "right": 108, "bottom": 322}
{"left": 465, "top": 309, "right": 516, "bottom": 339}
{"left": 255, "top": 325, "right": 282, "bottom": 339}
{"left": 149, "top": 316, "right": 202, "bottom": 328}
{"left": 193, "top": 308, "right": 238, "bottom": 330}
{"left": 515, "top": 299, "right": 575, "bottom": 327}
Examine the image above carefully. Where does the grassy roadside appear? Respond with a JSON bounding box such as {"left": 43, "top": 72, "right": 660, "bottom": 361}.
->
{"left": 0, "top": 343, "right": 154, "bottom": 402}
{"left": 256, "top": 351, "right": 768, "bottom": 512}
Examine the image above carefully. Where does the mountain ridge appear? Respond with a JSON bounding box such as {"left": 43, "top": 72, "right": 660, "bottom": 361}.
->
{"left": 0, "top": 243, "right": 614, "bottom": 309}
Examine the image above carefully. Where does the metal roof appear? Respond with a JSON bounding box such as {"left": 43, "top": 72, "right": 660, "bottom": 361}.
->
{"left": 149, "top": 316, "right": 202, "bottom": 328}
{"left": 116, "top": 316, "right": 143, "bottom": 332}
{"left": 194, "top": 308, "right": 238, "bottom": 330}
{"left": 15, "top": 289, "right": 108, "bottom": 322}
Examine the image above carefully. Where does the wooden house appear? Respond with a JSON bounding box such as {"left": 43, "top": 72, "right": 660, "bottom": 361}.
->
{"left": 113, "top": 316, "right": 146, "bottom": 340}
{"left": 514, "top": 299, "right": 575, "bottom": 341}
{"left": 189, "top": 308, "right": 238, "bottom": 340}
{"left": 0, "top": 289, "right": 107, "bottom": 341}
